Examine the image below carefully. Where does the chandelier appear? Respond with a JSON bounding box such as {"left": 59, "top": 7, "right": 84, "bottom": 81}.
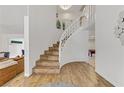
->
{"left": 59, "top": 5, "right": 72, "bottom": 10}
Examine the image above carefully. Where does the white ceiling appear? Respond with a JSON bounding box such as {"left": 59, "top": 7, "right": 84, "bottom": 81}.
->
{"left": 0, "top": 5, "right": 83, "bottom": 34}
{"left": 0, "top": 5, "right": 27, "bottom": 34}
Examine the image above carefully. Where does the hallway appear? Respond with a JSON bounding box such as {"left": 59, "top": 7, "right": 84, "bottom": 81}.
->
{"left": 3, "top": 62, "right": 113, "bottom": 87}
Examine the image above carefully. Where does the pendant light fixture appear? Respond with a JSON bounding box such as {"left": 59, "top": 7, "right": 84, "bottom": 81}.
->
{"left": 60, "top": 5, "right": 72, "bottom": 10}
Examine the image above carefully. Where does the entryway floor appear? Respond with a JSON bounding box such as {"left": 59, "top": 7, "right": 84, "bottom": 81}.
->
{"left": 3, "top": 62, "right": 113, "bottom": 87}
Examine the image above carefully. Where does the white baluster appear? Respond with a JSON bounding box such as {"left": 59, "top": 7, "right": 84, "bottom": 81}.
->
{"left": 59, "top": 5, "right": 91, "bottom": 68}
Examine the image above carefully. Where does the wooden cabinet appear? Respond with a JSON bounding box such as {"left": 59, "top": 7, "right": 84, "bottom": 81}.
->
{"left": 0, "top": 57, "right": 24, "bottom": 86}
{"left": 13, "top": 57, "right": 24, "bottom": 74}
{"left": 0, "top": 65, "right": 17, "bottom": 86}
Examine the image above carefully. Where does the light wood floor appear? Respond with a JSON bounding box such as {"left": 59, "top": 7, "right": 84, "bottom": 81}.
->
{"left": 3, "top": 62, "right": 113, "bottom": 87}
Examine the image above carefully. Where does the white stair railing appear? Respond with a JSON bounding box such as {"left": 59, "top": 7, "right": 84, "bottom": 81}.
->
{"left": 59, "top": 5, "right": 91, "bottom": 67}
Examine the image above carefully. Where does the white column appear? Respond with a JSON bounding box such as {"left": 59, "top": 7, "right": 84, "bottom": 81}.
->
{"left": 24, "top": 15, "right": 31, "bottom": 77}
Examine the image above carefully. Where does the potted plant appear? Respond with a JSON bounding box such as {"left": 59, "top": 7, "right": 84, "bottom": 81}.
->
{"left": 62, "top": 22, "right": 65, "bottom": 30}
{"left": 56, "top": 19, "right": 61, "bottom": 29}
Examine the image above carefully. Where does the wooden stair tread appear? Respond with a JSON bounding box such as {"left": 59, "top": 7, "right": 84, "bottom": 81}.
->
{"left": 36, "top": 62, "right": 59, "bottom": 67}
{"left": 53, "top": 44, "right": 59, "bottom": 46}
{"left": 44, "top": 50, "right": 59, "bottom": 52}
{"left": 49, "top": 46, "right": 58, "bottom": 49}
{"left": 49, "top": 49, "right": 58, "bottom": 52}
{"left": 40, "top": 57, "right": 59, "bottom": 62}
{"left": 44, "top": 50, "right": 59, "bottom": 54}
{"left": 34, "top": 66, "right": 59, "bottom": 69}
{"left": 37, "top": 59, "right": 58, "bottom": 62}
{"left": 45, "top": 53, "right": 59, "bottom": 56}
{"left": 40, "top": 55, "right": 58, "bottom": 60}
{"left": 41, "top": 54, "right": 59, "bottom": 57}
{"left": 33, "top": 41, "right": 60, "bottom": 74}
{"left": 49, "top": 48, "right": 58, "bottom": 50}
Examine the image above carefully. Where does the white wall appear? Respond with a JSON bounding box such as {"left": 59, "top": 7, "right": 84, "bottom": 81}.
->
{"left": 0, "top": 34, "right": 8, "bottom": 52}
{"left": 89, "top": 39, "right": 95, "bottom": 49}
{"left": 60, "top": 28, "right": 89, "bottom": 67}
{"left": 0, "top": 6, "right": 27, "bottom": 34}
{"left": 28, "top": 6, "right": 63, "bottom": 75}
{"left": 0, "top": 33, "right": 24, "bottom": 57}
{"left": 0, "top": 33, "right": 24, "bottom": 51}
{"left": 95, "top": 6, "right": 124, "bottom": 86}
{"left": 9, "top": 38, "right": 24, "bottom": 58}
{"left": 24, "top": 16, "right": 30, "bottom": 77}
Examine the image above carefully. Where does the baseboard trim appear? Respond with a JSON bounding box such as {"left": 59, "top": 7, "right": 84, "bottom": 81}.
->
{"left": 96, "top": 72, "right": 115, "bottom": 87}
{"left": 24, "top": 72, "right": 32, "bottom": 77}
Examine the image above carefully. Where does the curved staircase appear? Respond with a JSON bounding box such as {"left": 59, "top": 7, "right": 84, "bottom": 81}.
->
{"left": 33, "top": 5, "right": 93, "bottom": 74}
{"left": 33, "top": 42, "right": 60, "bottom": 74}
